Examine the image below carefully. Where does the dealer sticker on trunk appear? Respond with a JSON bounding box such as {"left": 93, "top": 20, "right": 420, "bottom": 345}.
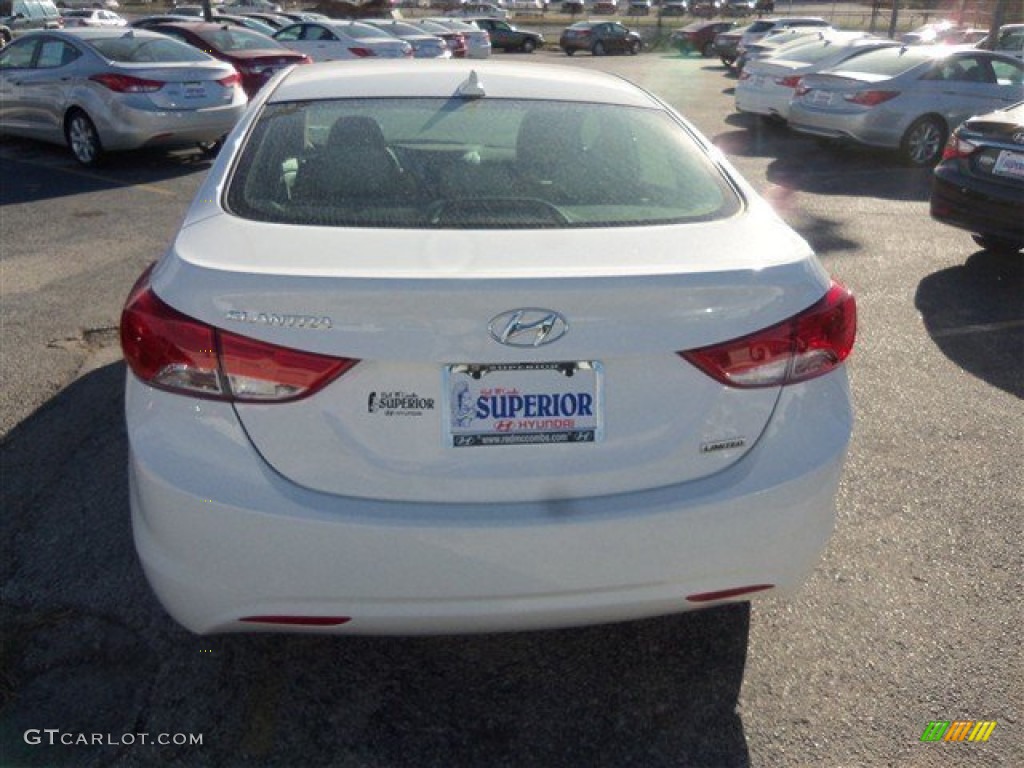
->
{"left": 445, "top": 362, "right": 603, "bottom": 448}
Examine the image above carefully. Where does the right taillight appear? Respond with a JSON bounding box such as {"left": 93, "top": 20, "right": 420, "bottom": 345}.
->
{"left": 217, "top": 71, "right": 242, "bottom": 89}
{"left": 679, "top": 281, "right": 856, "bottom": 388}
{"left": 120, "top": 268, "right": 357, "bottom": 403}
{"left": 842, "top": 90, "right": 900, "bottom": 107}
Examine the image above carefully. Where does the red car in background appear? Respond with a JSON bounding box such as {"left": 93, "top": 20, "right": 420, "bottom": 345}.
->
{"left": 670, "top": 20, "right": 737, "bottom": 58}
{"left": 144, "top": 21, "right": 310, "bottom": 96}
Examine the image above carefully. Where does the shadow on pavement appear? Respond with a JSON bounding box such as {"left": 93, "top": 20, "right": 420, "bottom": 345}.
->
{"left": 0, "top": 137, "right": 213, "bottom": 206}
{"left": 714, "top": 114, "right": 934, "bottom": 203}
{"left": 915, "top": 249, "right": 1024, "bottom": 399}
{"left": 1, "top": 362, "right": 752, "bottom": 767}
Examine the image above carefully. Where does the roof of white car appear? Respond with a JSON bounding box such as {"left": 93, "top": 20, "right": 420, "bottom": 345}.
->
{"left": 266, "top": 60, "right": 663, "bottom": 107}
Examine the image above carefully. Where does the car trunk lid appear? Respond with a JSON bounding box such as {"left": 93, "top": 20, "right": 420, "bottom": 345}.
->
{"left": 152, "top": 210, "right": 830, "bottom": 503}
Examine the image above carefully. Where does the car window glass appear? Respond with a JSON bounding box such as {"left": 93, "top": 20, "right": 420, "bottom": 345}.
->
{"left": 226, "top": 98, "right": 740, "bottom": 229}
{"left": 90, "top": 35, "right": 210, "bottom": 63}
{"left": 0, "top": 37, "right": 37, "bottom": 68}
{"left": 36, "top": 39, "right": 78, "bottom": 68}
{"left": 771, "top": 39, "right": 831, "bottom": 63}
{"left": 275, "top": 24, "right": 300, "bottom": 41}
{"left": 203, "top": 27, "right": 281, "bottom": 50}
{"left": 832, "top": 46, "right": 929, "bottom": 77}
{"left": 997, "top": 29, "right": 1023, "bottom": 49}
{"left": 349, "top": 22, "right": 392, "bottom": 39}
{"left": 155, "top": 28, "right": 190, "bottom": 44}
{"left": 926, "top": 57, "right": 990, "bottom": 83}
{"left": 991, "top": 59, "right": 1023, "bottom": 86}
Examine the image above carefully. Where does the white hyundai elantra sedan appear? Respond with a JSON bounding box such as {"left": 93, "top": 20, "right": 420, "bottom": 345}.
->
{"left": 120, "top": 60, "right": 856, "bottom": 635}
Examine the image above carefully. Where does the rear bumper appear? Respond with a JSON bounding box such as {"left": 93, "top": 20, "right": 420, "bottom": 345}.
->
{"left": 94, "top": 100, "right": 247, "bottom": 152}
{"left": 930, "top": 168, "right": 1024, "bottom": 244}
{"left": 734, "top": 81, "right": 792, "bottom": 119}
{"left": 127, "top": 370, "right": 852, "bottom": 635}
{"left": 788, "top": 103, "right": 900, "bottom": 149}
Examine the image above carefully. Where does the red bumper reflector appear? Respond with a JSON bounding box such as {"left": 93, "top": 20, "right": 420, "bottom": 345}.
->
{"left": 686, "top": 584, "right": 774, "bottom": 603}
{"left": 240, "top": 616, "right": 351, "bottom": 626}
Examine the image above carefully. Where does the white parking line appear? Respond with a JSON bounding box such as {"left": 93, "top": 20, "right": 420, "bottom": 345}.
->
{"left": 928, "top": 319, "right": 1024, "bottom": 339}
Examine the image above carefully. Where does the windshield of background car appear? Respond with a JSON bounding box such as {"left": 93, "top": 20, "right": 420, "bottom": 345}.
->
{"left": 226, "top": 98, "right": 741, "bottom": 229}
{"left": 90, "top": 35, "right": 212, "bottom": 62}
{"left": 828, "top": 46, "right": 933, "bottom": 77}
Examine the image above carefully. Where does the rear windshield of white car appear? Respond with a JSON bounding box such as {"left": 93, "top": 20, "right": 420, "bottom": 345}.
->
{"left": 226, "top": 98, "right": 741, "bottom": 228}
{"left": 89, "top": 36, "right": 211, "bottom": 63}
{"left": 344, "top": 22, "right": 397, "bottom": 39}
{"left": 828, "top": 46, "right": 933, "bottom": 77}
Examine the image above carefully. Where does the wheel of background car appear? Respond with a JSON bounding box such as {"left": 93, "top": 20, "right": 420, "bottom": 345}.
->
{"left": 521, "top": 37, "right": 536, "bottom": 53}
{"left": 65, "top": 110, "right": 103, "bottom": 167}
{"left": 564, "top": 47, "right": 575, "bottom": 56}
{"left": 702, "top": 41, "right": 714, "bottom": 57}
{"left": 629, "top": 39, "right": 640, "bottom": 55}
{"left": 720, "top": 56, "right": 733, "bottom": 67}
{"left": 972, "top": 233, "right": 1023, "bottom": 255}
{"left": 593, "top": 41, "right": 606, "bottom": 56}
{"left": 900, "top": 115, "right": 946, "bottom": 167}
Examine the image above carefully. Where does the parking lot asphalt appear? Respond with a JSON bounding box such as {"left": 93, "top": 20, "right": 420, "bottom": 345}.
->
{"left": 1, "top": 51, "right": 1022, "bottom": 767}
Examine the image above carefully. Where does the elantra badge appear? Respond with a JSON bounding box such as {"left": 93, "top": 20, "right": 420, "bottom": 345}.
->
{"left": 489, "top": 309, "right": 568, "bottom": 347}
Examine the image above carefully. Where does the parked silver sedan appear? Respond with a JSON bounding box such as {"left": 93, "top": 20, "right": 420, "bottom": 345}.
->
{"left": 361, "top": 19, "right": 451, "bottom": 59}
{"left": 789, "top": 46, "right": 1023, "bottom": 166}
{"left": 0, "top": 28, "right": 247, "bottom": 165}
{"left": 735, "top": 33, "right": 899, "bottom": 122}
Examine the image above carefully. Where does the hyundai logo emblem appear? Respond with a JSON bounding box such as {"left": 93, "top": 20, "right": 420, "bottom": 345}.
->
{"left": 489, "top": 309, "right": 569, "bottom": 348}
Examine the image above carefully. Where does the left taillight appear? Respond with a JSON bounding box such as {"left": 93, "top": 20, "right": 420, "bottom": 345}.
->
{"left": 120, "top": 268, "right": 358, "bottom": 403}
{"left": 89, "top": 73, "right": 164, "bottom": 93}
{"left": 941, "top": 130, "right": 977, "bottom": 161}
{"left": 774, "top": 75, "right": 802, "bottom": 89}
{"left": 679, "top": 281, "right": 856, "bottom": 388}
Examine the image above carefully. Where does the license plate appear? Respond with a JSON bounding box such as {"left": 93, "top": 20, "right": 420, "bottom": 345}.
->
{"left": 992, "top": 149, "right": 1024, "bottom": 180}
{"left": 809, "top": 90, "right": 833, "bottom": 106}
{"left": 445, "top": 362, "right": 602, "bottom": 448}
{"left": 183, "top": 82, "right": 207, "bottom": 99}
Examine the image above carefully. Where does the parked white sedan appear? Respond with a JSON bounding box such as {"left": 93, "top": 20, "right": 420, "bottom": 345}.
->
{"left": 273, "top": 20, "right": 412, "bottom": 61}
{"left": 60, "top": 9, "right": 127, "bottom": 28}
{"left": 120, "top": 60, "right": 856, "bottom": 635}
